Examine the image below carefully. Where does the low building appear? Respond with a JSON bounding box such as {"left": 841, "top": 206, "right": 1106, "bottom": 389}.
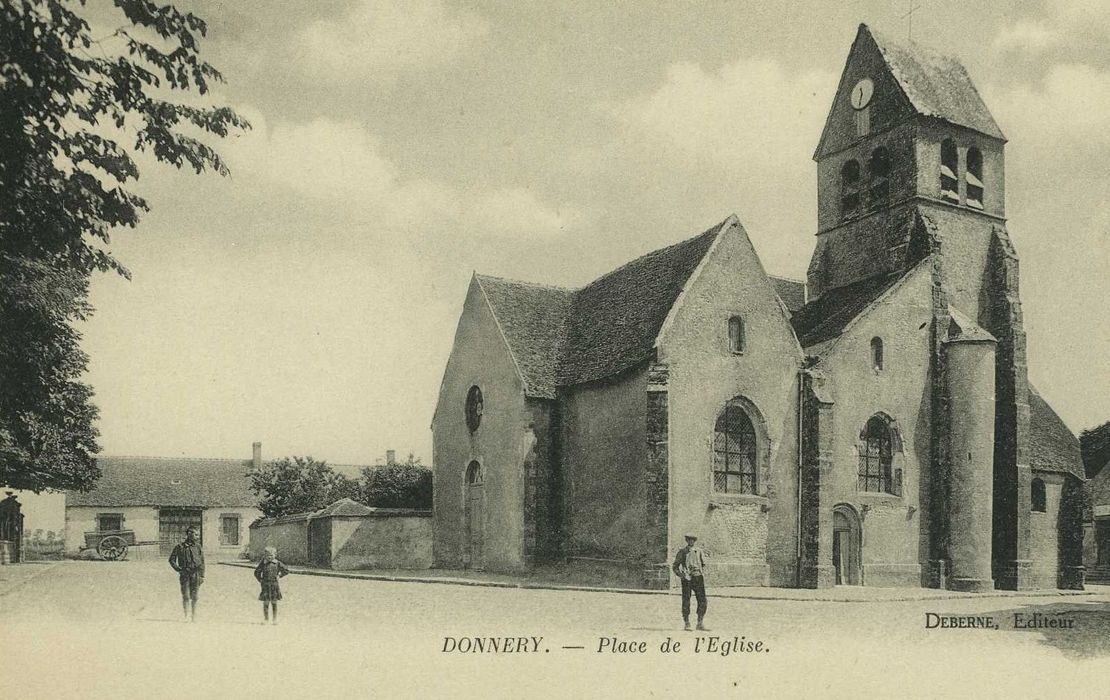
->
{"left": 65, "top": 446, "right": 264, "bottom": 559}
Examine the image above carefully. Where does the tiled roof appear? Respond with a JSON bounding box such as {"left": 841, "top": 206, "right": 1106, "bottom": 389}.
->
{"left": 946, "top": 307, "right": 997, "bottom": 343}
{"left": 1029, "top": 388, "right": 1084, "bottom": 480}
{"left": 557, "top": 221, "right": 724, "bottom": 386}
{"left": 867, "top": 25, "right": 1005, "bottom": 140}
{"left": 478, "top": 218, "right": 729, "bottom": 395}
{"left": 789, "top": 271, "right": 903, "bottom": 350}
{"left": 1086, "top": 462, "right": 1110, "bottom": 510}
{"left": 66, "top": 456, "right": 257, "bottom": 508}
{"left": 770, "top": 276, "right": 807, "bottom": 313}
{"left": 314, "top": 497, "right": 374, "bottom": 518}
{"left": 475, "top": 275, "right": 575, "bottom": 399}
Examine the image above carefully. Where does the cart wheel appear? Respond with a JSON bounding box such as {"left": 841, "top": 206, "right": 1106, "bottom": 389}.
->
{"left": 98, "top": 535, "right": 127, "bottom": 561}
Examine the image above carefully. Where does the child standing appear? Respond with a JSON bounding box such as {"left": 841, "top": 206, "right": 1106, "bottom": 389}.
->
{"left": 255, "top": 546, "right": 289, "bottom": 624}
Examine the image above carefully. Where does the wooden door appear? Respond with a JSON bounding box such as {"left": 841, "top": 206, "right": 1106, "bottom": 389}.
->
{"left": 1098, "top": 520, "right": 1110, "bottom": 566}
{"left": 159, "top": 509, "right": 202, "bottom": 556}
{"left": 833, "top": 507, "right": 860, "bottom": 585}
{"left": 308, "top": 517, "right": 332, "bottom": 568}
{"left": 465, "top": 462, "right": 483, "bottom": 570}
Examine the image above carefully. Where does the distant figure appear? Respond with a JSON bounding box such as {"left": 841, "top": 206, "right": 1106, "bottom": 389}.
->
{"left": 255, "top": 545, "right": 289, "bottom": 625}
{"left": 168, "top": 526, "right": 205, "bottom": 622}
{"left": 672, "top": 534, "right": 708, "bottom": 631}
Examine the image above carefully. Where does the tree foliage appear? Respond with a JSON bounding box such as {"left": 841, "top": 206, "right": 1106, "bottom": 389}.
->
{"left": 1080, "top": 421, "right": 1110, "bottom": 479}
{"left": 360, "top": 454, "right": 432, "bottom": 510}
{"left": 247, "top": 457, "right": 360, "bottom": 519}
{"left": 0, "top": 0, "right": 248, "bottom": 491}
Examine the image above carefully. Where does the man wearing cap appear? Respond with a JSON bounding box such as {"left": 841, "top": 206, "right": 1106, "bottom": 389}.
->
{"left": 169, "top": 526, "right": 205, "bottom": 621}
{"left": 672, "top": 534, "right": 708, "bottom": 631}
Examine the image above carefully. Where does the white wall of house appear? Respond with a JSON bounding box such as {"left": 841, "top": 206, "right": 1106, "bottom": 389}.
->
{"left": 65, "top": 505, "right": 261, "bottom": 558}
{"left": 203, "top": 507, "right": 261, "bottom": 558}
{"left": 66, "top": 506, "right": 159, "bottom": 553}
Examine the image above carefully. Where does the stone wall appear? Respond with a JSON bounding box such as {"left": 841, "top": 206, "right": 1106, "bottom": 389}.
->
{"left": 432, "top": 278, "right": 532, "bottom": 573}
{"left": 559, "top": 365, "right": 649, "bottom": 564}
{"left": 250, "top": 510, "right": 432, "bottom": 570}
{"left": 658, "top": 221, "right": 802, "bottom": 587}
{"left": 249, "top": 516, "right": 309, "bottom": 564}
{"left": 329, "top": 512, "right": 432, "bottom": 570}
{"left": 1028, "top": 472, "right": 1064, "bottom": 589}
{"left": 809, "top": 263, "right": 933, "bottom": 587}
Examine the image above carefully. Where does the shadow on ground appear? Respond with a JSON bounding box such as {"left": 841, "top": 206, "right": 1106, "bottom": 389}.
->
{"left": 993, "top": 598, "right": 1110, "bottom": 659}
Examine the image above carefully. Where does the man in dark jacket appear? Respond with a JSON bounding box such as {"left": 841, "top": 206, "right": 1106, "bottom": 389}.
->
{"left": 672, "top": 534, "right": 708, "bottom": 631}
{"left": 169, "top": 526, "right": 205, "bottom": 621}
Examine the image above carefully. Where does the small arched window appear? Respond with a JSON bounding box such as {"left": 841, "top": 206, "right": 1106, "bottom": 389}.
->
{"left": 728, "top": 315, "right": 746, "bottom": 354}
{"left": 466, "top": 460, "right": 482, "bottom": 485}
{"left": 870, "top": 337, "right": 884, "bottom": 371}
{"left": 713, "top": 400, "right": 757, "bottom": 494}
{"left": 859, "top": 416, "right": 894, "bottom": 493}
{"left": 465, "top": 385, "right": 483, "bottom": 432}
{"left": 940, "top": 139, "right": 959, "bottom": 202}
{"left": 966, "top": 147, "right": 984, "bottom": 210}
{"left": 867, "top": 147, "right": 891, "bottom": 211}
{"left": 1031, "top": 478, "right": 1046, "bottom": 513}
{"left": 841, "top": 159, "right": 861, "bottom": 220}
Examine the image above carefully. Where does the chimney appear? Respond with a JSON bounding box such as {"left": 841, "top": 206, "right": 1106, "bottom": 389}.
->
{"left": 386, "top": 449, "right": 396, "bottom": 464}
{"left": 252, "top": 442, "right": 262, "bottom": 469}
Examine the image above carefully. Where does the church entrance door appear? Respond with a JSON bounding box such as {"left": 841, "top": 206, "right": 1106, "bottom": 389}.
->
{"left": 465, "top": 461, "right": 484, "bottom": 570}
{"left": 833, "top": 505, "right": 861, "bottom": 585}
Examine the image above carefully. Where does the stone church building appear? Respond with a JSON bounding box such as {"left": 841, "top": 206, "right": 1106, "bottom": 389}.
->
{"left": 432, "top": 25, "right": 1086, "bottom": 590}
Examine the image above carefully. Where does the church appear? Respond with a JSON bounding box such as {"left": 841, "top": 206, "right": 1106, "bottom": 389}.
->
{"left": 431, "top": 24, "right": 1086, "bottom": 591}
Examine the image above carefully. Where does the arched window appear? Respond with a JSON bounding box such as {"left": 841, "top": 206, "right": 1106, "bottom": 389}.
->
{"left": 465, "top": 385, "right": 483, "bottom": 432}
{"left": 867, "top": 147, "right": 891, "bottom": 211}
{"left": 466, "top": 460, "right": 482, "bottom": 485}
{"left": 1031, "top": 478, "right": 1046, "bottom": 513}
{"left": 728, "top": 315, "right": 746, "bottom": 354}
{"left": 940, "top": 139, "right": 959, "bottom": 202}
{"left": 841, "top": 159, "right": 861, "bottom": 220}
{"left": 870, "top": 337, "right": 884, "bottom": 371}
{"left": 966, "top": 147, "right": 984, "bottom": 209}
{"left": 713, "top": 401, "right": 757, "bottom": 494}
{"left": 858, "top": 416, "right": 894, "bottom": 493}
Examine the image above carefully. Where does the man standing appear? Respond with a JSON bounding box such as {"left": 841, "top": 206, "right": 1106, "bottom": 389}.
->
{"left": 672, "top": 534, "right": 708, "bottom": 631}
{"left": 169, "top": 526, "right": 205, "bottom": 622}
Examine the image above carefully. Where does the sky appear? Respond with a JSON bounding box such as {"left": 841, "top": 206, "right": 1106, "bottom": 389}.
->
{"left": 72, "top": 0, "right": 1109, "bottom": 466}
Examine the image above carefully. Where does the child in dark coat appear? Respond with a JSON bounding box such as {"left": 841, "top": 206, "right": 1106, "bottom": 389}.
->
{"left": 255, "top": 546, "right": 289, "bottom": 624}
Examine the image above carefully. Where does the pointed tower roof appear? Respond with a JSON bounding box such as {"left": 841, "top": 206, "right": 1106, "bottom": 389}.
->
{"left": 815, "top": 24, "right": 1004, "bottom": 159}
{"left": 868, "top": 26, "right": 1004, "bottom": 140}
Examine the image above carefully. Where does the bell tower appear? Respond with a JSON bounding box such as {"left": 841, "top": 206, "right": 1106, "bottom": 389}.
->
{"left": 806, "top": 25, "right": 1037, "bottom": 591}
{"left": 807, "top": 23, "right": 1007, "bottom": 318}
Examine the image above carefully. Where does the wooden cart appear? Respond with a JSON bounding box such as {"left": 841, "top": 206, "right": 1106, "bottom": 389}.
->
{"left": 82, "top": 530, "right": 158, "bottom": 560}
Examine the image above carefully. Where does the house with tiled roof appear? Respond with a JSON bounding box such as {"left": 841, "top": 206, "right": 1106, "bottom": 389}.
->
{"left": 431, "top": 24, "right": 1086, "bottom": 591}
{"left": 65, "top": 444, "right": 264, "bottom": 558}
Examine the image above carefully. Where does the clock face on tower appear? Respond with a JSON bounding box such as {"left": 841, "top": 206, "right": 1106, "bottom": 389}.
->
{"left": 851, "top": 78, "right": 874, "bottom": 110}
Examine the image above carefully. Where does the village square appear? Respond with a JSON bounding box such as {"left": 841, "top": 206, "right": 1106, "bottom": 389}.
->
{"left": 2, "top": 0, "right": 1110, "bottom": 698}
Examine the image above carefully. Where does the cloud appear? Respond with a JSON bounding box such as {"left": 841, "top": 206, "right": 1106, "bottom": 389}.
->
{"left": 463, "top": 188, "right": 575, "bottom": 236}
{"left": 993, "top": 1, "right": 1110, "bottom": 56}
{"left": 225, "top": 108, "right": 572, "bottom": 239}
{"left": 987, "top": 63, "right": 1110, "bottom": 149}
{"left": 295, "top": 0, "right": 488, "bottom": 82}
{"left": 603, "top": 59, "right": 833, "bottom": 167}
{"left": 992, "top": 21, "right": 1058, "bottom": 54}
{"left": 579, "top": 57, "right": 835, "bottom": 276}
